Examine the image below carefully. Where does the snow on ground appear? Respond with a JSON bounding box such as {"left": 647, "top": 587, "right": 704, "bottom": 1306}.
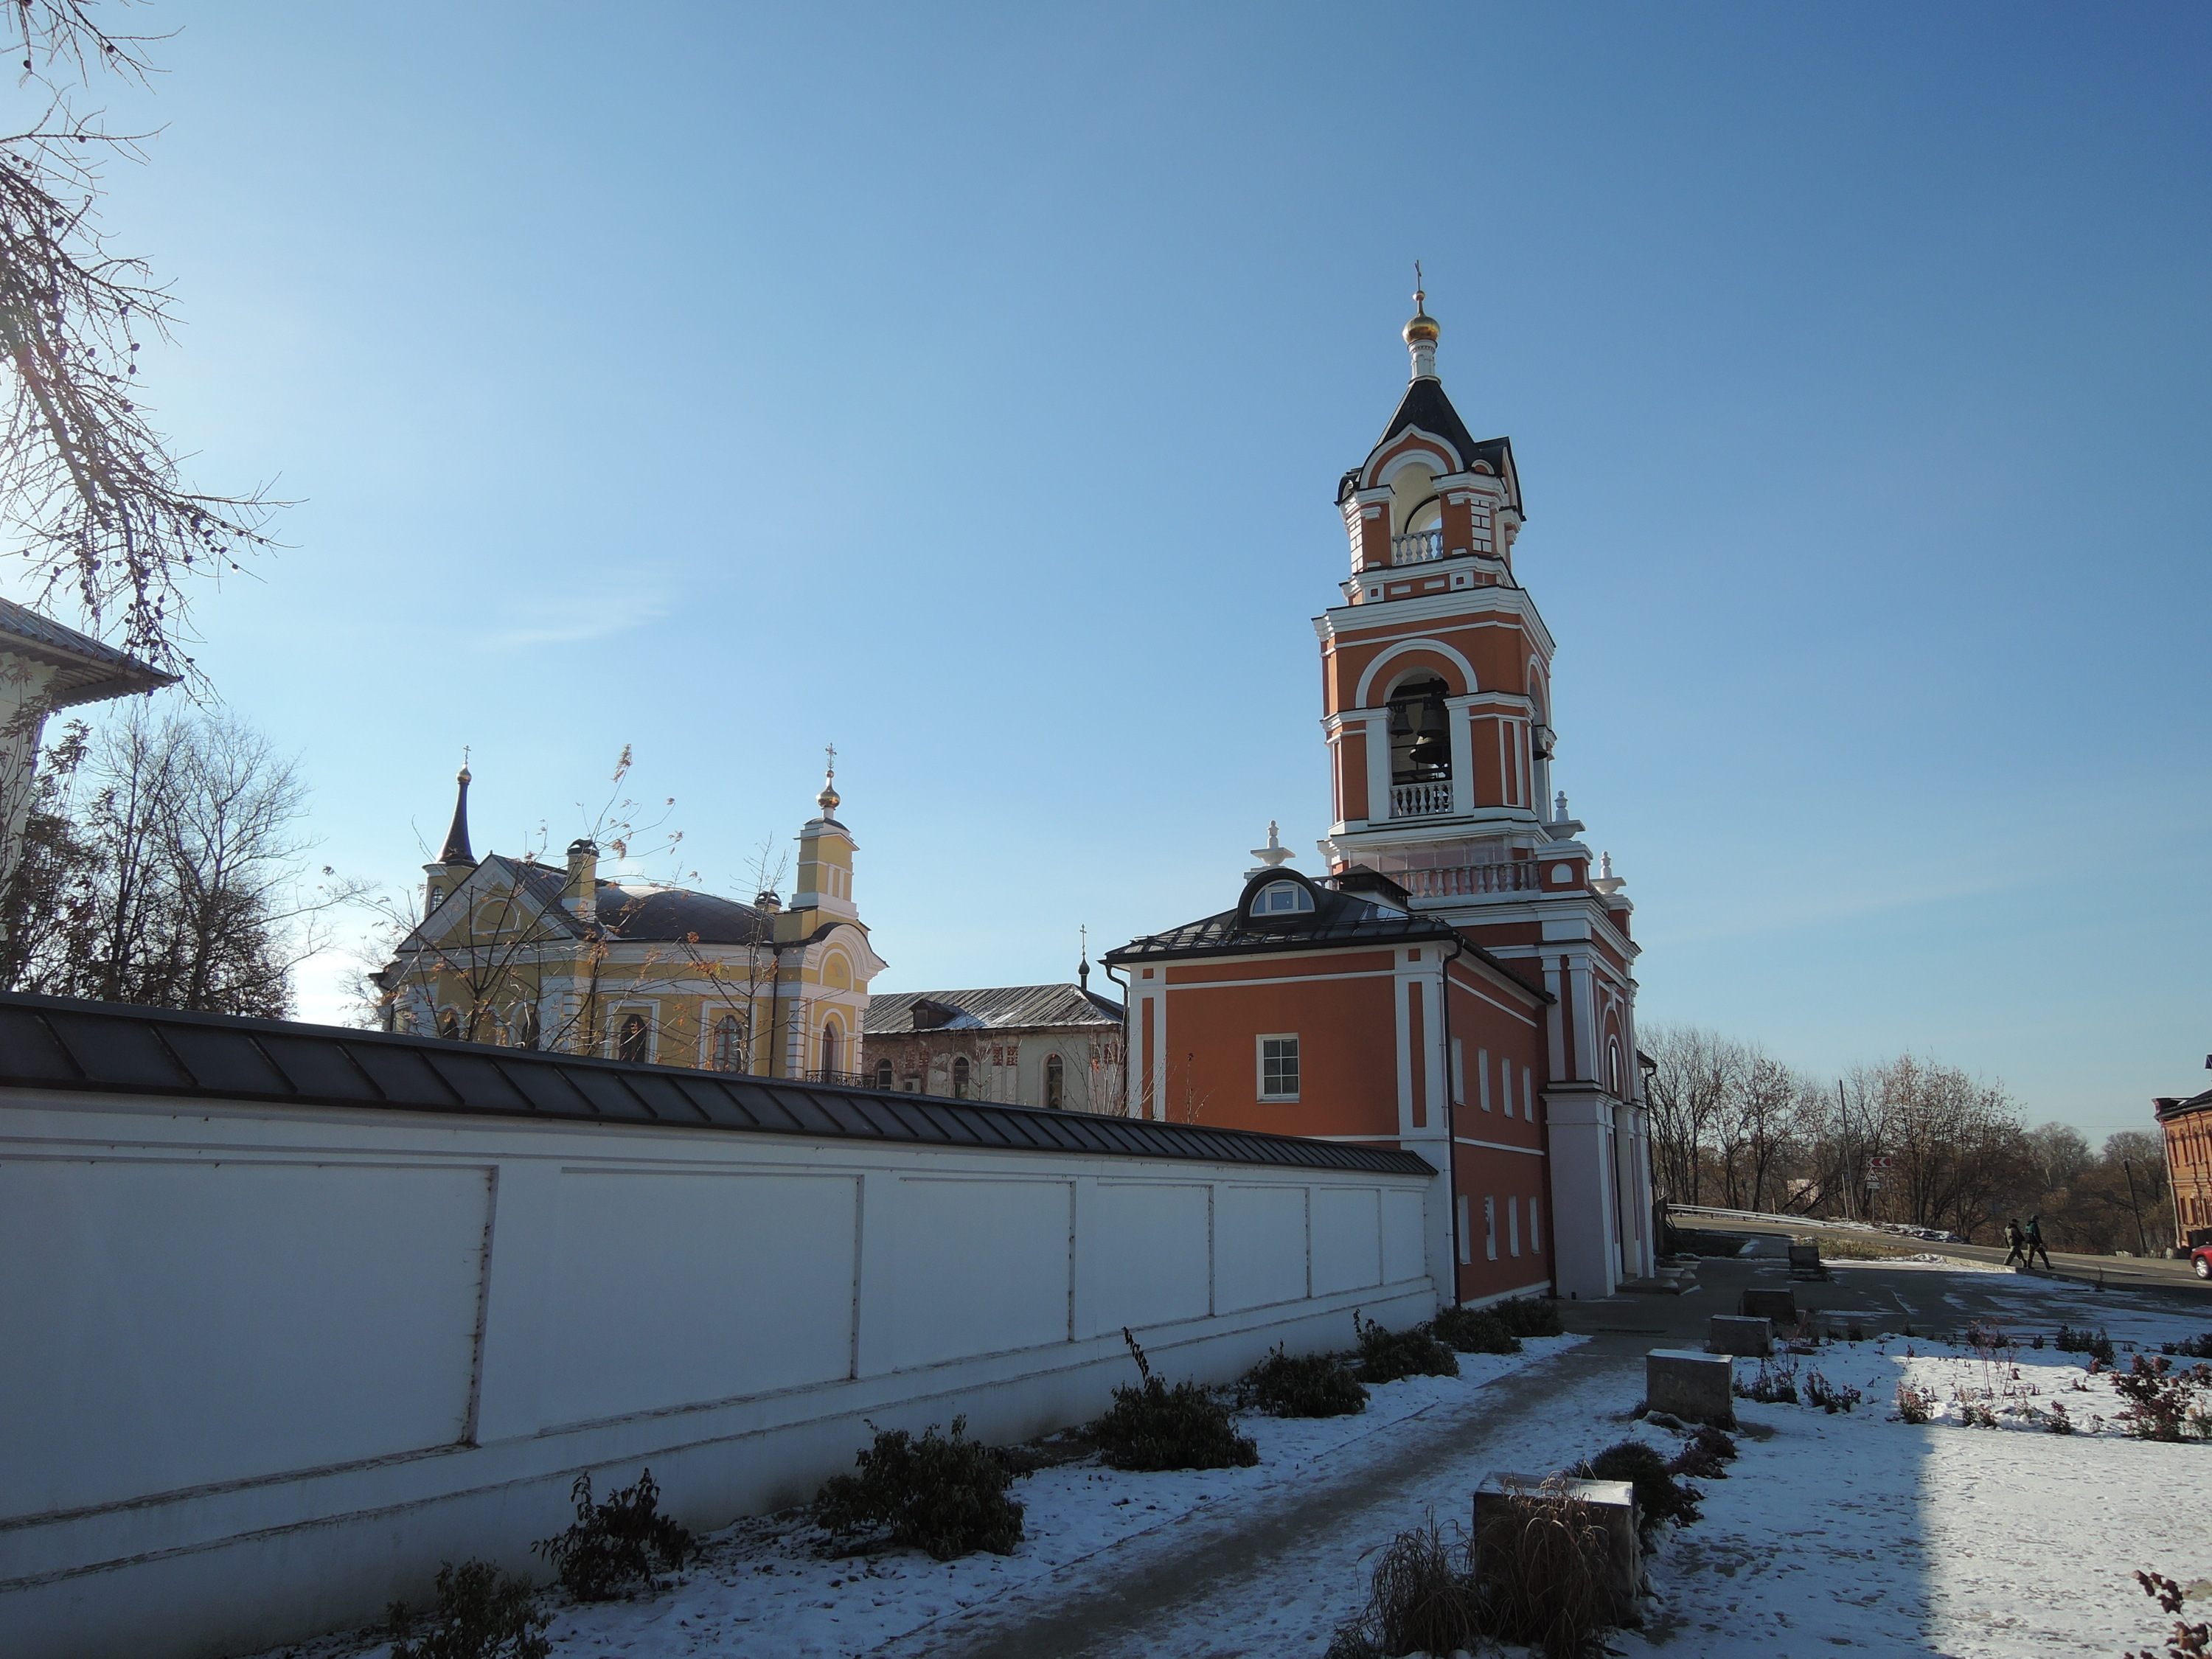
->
{"left": 253, "top": 1338, "right": 1584, "bottom": 1659}
{"left": 1619, "top": 1276, "right": 2212, "bottom": 1658}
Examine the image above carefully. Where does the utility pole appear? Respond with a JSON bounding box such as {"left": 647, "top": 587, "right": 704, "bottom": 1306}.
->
{"left": 2124, "top": 1158, "right": 2149, "bottom": 1257}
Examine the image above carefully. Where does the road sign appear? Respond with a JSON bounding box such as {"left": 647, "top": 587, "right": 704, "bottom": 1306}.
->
{"left": 1867, "top": 1156, "right": 1894, "bottom": 1169}
{"left": 1864, "top": 1176, "right": 1885, "bottom": 1190}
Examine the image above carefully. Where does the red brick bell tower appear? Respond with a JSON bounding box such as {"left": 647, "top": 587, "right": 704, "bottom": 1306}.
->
{"left": 1315, "top": 284, "right": 1655, "bottom": 1295}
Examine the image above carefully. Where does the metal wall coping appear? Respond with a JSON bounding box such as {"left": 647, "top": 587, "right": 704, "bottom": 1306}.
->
{"left": 0, "top": 990, "right": 1435, "bottom": 1177}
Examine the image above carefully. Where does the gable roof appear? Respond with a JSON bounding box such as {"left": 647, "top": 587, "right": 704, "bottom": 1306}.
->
{"left": 408, "top": 854, "right": 776, "bottom": 950}
{"left": 864, "top": 984, "right": 1124, "bottom": 1036}
{"left": 0, "top": 597, "right": 176, "bottom": 707}
{"left": 0, "top": 989, "right": 1429, "bottom": 1178}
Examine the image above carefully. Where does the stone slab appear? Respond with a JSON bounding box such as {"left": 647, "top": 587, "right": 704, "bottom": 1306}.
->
{"left": 1739, "top": 1287, "right": 1797, "bottom": 1324}
{"left": 1706, "top": 1313, "right": 1773, "bottom": 1357}
{"left": 1475, "top": 1473, "right": 1641, "bottom": 1621}
{"left": 1646, "top": 1347, "right": 1735, "bottom": 1426}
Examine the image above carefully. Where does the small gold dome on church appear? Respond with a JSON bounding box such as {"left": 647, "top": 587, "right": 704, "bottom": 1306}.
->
{"left": 1403, "top": 305, "right": 1439, "bottom": 346}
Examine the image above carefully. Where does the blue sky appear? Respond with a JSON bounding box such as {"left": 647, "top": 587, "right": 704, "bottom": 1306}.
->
{"left": 41, "top": 3, "right": 2209, "bottom": 1138}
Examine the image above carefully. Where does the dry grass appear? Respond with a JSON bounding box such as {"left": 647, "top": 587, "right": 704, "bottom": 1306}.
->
{"left": 1474, "top": 1478, "right": 1615, "bottom": 1658}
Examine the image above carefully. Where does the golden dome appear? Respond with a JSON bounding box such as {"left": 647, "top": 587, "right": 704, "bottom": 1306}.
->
{"left": 1404, "top": 303, "right": 1439, "bottom": 346}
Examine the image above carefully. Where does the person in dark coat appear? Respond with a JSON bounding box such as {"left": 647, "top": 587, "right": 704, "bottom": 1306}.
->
{"left": 2025, "top": 1214, "right": 2053, "bottom": 1270}
{"left": 2004, "top": 1219, "right": 2028, "bottom": 1267}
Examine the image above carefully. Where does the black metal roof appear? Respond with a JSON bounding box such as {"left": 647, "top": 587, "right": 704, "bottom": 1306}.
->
{"left": 1105, "top": 869, "right": 1548, "bottom": 1001}
{"left": 1336, "top": 378, "right": 1522, "bottom": 517}
{"left": 0, "top": 990, "right": 1433, "bottom": 1176}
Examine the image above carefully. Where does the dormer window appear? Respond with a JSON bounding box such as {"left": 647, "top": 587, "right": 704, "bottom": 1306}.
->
{"left": 1253, "top": 881, "right": 1314, "bottom": 916}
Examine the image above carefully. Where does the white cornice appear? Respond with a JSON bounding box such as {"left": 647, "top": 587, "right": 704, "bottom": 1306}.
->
{"left": 1315, "top": 586, "right": 1557, "bottom": 660}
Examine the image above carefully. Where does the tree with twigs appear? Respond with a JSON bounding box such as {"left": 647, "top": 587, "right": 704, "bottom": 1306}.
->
{"left": 0, "top": 1, "right": 282, "bottom": 681}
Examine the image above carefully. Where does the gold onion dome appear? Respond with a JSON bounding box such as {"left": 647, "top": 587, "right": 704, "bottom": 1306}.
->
{"left": 1404, "top": 298, "right": 1439, "bottom": 346}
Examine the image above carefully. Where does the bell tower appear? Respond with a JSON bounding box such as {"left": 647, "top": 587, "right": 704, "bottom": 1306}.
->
{"left": 1313, "top": 282, "right": 1654, "bottom": 1291}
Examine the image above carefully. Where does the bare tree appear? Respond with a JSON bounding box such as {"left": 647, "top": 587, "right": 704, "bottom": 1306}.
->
{"left": 1643, "top": 1025, "right": 1739, "bottom": 1206}
{"left": 0, "top": 4, "right": 282, "bottom": 681}
{"left": 0, "top": 705, "right": 354, "bottom": 1012}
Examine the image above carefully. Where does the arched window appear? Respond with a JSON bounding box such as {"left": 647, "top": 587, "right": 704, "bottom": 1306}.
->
{"left": 1387, "top": 675, "right": 1452, "bottom": 784}
{"left": 1253, "top": 880, "right": 1314, "bottom": 916}
{"left": 713, "top": 1015, "right": 743, "bottom": 1073}
{"left": 1607, "top": 1040, "right": 1623, "bottom": 1097}
{"left": 1045, "top": 1053, "right": 1065, "bottom": 1110}
{"left": 616, "top": 1012, "right": 650, "bottom": 1064}
{"left": 951, "top": 1056, "right": 970, "bottom": 1099}
{"left": 437, "top": 1008, "right": 459, "bottom": 1042}
{"left": 874, "top": 1059, "right": 894, "bottom": 1090}
{"left": 518, "top": 1002, "right": 541, "bottom": 1051}
{"left": 821, "top": 1023, "right": 841, "bottom": 1076}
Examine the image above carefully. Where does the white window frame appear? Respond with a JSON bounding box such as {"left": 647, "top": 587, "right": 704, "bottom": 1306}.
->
{"left": 609, "top": 1003, "right": 655, "bottom": 1064}
{"left": 1257, "top": 1033, "right": 1301, "bottom": 1102}
{"left": 1253, "top": 881, "right": 1314, "bottom": 916}
{"left": 1501, "top": 1055, "right": 1514, "bottom": 1117}
{"left": 1484, "top": 1195, "right": 1498, "bottom": 1261}
{"left": 1523, "top": 1066, "right": 1534, "bottom": 1120}
{"left": 1478, "top": 1047, "right": 1492, "bottom": 1111}
{"left": 1529, "top": 1197, "right": 1543, "bottom": 1252}
{"left": 1508, "top": 1197, "right": 1521, "bottom": 1257}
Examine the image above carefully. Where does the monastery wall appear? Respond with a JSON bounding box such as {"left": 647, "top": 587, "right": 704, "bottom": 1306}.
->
{"left": 0, "top": 1085, "right": 1437, "bottom": 1659}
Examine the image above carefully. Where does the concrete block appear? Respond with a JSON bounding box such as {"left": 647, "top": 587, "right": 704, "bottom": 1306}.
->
{"left": 1646, "top": 1347, "right": 1735, "bottom": 1426}
{"left": 1475, "top": 1473, "right": 1641, "bottom": 1621}
{"left": 1739, "top": 1287, "right": 1796, "bottom": 1324}
{"left": 1706, "top": 1314, "right": 1772, "bottom": 1357}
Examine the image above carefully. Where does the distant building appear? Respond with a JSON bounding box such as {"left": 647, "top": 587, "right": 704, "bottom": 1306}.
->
{"left": 863, "top": 980, "right": 1124, "bottom": 1110}
{"left": 378, "top": 761, "right": 884, "bottom": 1078}
{"left": 2156, "top": 1087, "right": 2212, "bottom": 1249}
{"left": 1105, "top": 290, "right": 1655, "bottom": 1303}
{"left": 0, "top": 598, "right": 174, "bottom": 885}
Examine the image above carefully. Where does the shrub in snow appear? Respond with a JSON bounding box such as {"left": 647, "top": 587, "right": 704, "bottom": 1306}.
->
{"left": 1354, "top": 1313, "right": 1460, "bottom": 1383}
{"left": 2056, "top": 1324, "right": 2116, "bottom": 1366}
{"left": 1091, "top": 1329, "right": 1258, "bottom": 1472}
{"left": 1473, "top": 1475, "right": 1616, "bottom": 1659}
{"left": 1667, "top": 1424, "right": 1738, "bottom": 1480}
{"left": 1804, "top": 1370, "right": 1863, "bottom": 1414}
{"left": 2129, "top": 1567, "right": 2212, "bottom": 1659}
{"left": 1493, "top": 1295, "right": 1567, "bottom": 1339}
{"left": 2110, "top": 1354, "right": 2212, "bottom": 1444}
{"left": 815, "top": 1416, "right": 1025, "bottom": 1560}
{"left": 1959, "top": 1400, "right": 1999, "bottom": 1428}
{"left": 1242, "top": 1343, "right": 1368, "bottom": 1418}
{"left": 1735, "top": 1358, "right": 1798, "bottom": 1405}
{"left": 1577, "top": 1440, "right": 1702, "bottom": 1544}
{"left": 2163, "top": 1332, "right": 2212, "bottom": 1360}
{"left": 531, "top": 1470, "right": 695, "bottom": 1601}
{"left": 1324, "top": 1516, "right": 1483, "bottom": 1659}
{"left": 2044, "top": 1400, "right": 2075, "bottom": 1435}
{"left": 1893, "top": 1383, "right": 1935, "bottom": 1425}
{"left": 1430, "top": 1304, "right": 1523, "bottom": 1355}
{"left": 1846, "top": 1321, "right": 1866, "bottom": 1343}
{"left": 386, "top": 1559, "right": 551, "bottom": 1659}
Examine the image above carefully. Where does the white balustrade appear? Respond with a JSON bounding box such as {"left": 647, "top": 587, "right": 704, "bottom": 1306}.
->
{"left": 1399, "top": 861, "right": 1543, "bottom": 898}
{"left": 1390, "top": 530, "right": 1443, "bottom": 565}
{"left": 1389, "top": 780, "right": 1454, "bottom": 818}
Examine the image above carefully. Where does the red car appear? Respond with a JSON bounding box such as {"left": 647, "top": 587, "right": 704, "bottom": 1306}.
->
{"left": 2193, "top": 1245, "right": 2212, "bottom": 1280}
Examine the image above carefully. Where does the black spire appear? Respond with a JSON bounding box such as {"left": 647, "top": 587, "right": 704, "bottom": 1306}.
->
{"left": 439, "top": 762, "right": 476, "bottom": 867}
{"left": 1078, "top": 924, "right": 1090, "bottom": 993}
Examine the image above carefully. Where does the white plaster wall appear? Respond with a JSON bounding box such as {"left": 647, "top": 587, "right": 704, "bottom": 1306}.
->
{"left": 0, "top": 1091, "right": 1439, "bottom": 1659}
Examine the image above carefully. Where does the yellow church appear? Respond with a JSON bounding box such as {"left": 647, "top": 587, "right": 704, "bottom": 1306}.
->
{"left": 375, "top": 762, "right": 884, "bottom": 1079}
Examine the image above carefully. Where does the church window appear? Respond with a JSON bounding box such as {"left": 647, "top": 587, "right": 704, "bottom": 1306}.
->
{"left": 1485, "top": 1196, "right": 1498, "bottom": 1260}
{"left": 1607, "top": 1041, "right": 1623, "bottom": 1096}
{"left": 1045, "top": 1054, "right": 1065, "bottom": 1110}
{"left": 437, "top": 1008, "right": 459, "bottom": 1042}
{"left": 713, "top": 1015, "right": 743, "bottom": 1072}
{"left": 1253, "top": 881, "right": 1313, "bottom": 916}
{"left": 616, "top": 1012, "right": 650, "bottom": 1064}
{"left": 821, "top": 1022, "right": 841, "bottom": 1074}
{"left": 952, "top": 1056, "right": 971, "bottom": 1099}
{"left": 874, "top": 1059, "right": 894, "bottom": 1090}
{"left": 1386, "top": 675, "right": 1452, "bottom": 785}
{"left": 518, "top": 1002, "right": 541, "bottom": 1051}
{"left": 1259, "top": 1035, "right": 1300, "bottom": 1101}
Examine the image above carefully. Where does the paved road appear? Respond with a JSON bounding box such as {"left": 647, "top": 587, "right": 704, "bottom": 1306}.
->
{"left": 1672, "top": 1208, "right": 2211, "bottom": 1300}
{"left": 888, "top": 1248, "right": 2206, "bottom": 1659}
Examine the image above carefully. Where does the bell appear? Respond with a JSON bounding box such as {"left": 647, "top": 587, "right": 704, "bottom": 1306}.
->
{"left": 1388, "top": 700, "right": 1414, "bottom": 739}
{"left": 1409, "top": 698, "right": 1450, "bottom": 770}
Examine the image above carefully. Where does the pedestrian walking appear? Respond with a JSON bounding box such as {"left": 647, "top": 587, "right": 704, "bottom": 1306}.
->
{"left": 2025, "top": 1214, "right": 2053, "bottom": 1270}
{"left": 2003, "top": 1218, "right": 2027, "bottom": 1267}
